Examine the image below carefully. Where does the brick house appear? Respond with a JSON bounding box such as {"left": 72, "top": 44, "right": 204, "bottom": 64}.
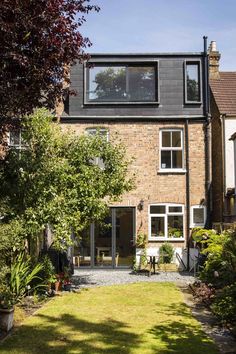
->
{"left": 60, "top": 40, "right": 210, "bottom": 269}
{"left": 209, "top": 41, "right": 236, "bottom": 223}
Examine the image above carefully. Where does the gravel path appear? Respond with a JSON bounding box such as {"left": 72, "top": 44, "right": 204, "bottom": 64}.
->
{"left": 72, "top": 269, "right": 195, "bottom": 288}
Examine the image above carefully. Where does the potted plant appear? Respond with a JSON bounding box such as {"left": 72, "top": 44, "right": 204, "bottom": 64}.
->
{"left": 0, "top": 285, "right": 15, "bottom": 332}
{"left": 62, "top": 267, "right": 72, "bottom": 292}
{"left": 158, "top": 243, "right": 177, "bottom": 271}
{"left": 0, "top": 253, "right": 43, "bottom": 332}
{"left": 54, "top": 273, "right": 64, "bottom": 292}
{"left": 135, "top": 232, "right": 148, "bottom": 271}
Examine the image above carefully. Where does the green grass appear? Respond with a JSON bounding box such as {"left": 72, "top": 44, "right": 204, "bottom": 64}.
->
{"left": 0, "top": 283, "right": 219, "bottom": 354}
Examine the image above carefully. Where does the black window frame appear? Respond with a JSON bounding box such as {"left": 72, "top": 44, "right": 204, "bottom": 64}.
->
{"left": 184, "top": 60, "right": 202, "bottom": 104}
{"left": 84, "top": 59, "right": 159, "bottom": 105}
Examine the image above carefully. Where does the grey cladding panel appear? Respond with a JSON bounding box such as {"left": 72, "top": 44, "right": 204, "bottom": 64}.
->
{"left": 68, "top": 55, "right": 205, "bottom": 118}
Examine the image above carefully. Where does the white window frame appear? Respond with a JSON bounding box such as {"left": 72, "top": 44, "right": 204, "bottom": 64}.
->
{"left": 86, "top": 127, "right": 109, "bottom": 170}
{"left": 7, "top": 130, "right": 26, "bottom": 150}
{"left": 148, "top": 203, "right": 185, "bottom": 241}
{"left": 159, "top": 129, "right": 185, "bottom": 173}
{"left": 190, "top": 205, "right": 206, "bottom": 228}
{"left": 85, "top": 127, "right": 109, "bottom": 141}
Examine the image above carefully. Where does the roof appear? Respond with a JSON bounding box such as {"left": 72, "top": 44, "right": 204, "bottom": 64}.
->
{"left": 88, "top": 52, "right": 203, "bottom": 57}
{"left": 210, "top": 72, "right": 236, "bottom": 116}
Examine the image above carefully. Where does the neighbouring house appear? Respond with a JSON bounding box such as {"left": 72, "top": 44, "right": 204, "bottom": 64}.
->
{"left": 209, "top": 41, "right": 236, "bottom": 224}
{"left": 59, "top": 37, "right": 211, "bottom": 270}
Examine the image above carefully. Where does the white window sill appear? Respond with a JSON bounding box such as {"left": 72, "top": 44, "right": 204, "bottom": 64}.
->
{"left": 158, "top": 169, "right": 187, "bottom": 174}
{"left": 148, "top": 237, "right": 185, "bottom": 242}
{"left": 190, "top": 224, "right": 205, "bottom": 228}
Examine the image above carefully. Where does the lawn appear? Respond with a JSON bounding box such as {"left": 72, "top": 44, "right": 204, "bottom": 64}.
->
{"left": 0, "top": 283, "right": 219, "bottom": 354}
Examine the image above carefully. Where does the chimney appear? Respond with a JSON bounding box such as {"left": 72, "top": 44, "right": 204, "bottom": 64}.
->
{"left": 208, "top": 41, "right": 221, "bottom": 79}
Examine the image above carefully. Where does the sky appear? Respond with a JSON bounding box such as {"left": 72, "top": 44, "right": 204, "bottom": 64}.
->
{"left": 81, "top": 0, "right": 236, "bottom": 71}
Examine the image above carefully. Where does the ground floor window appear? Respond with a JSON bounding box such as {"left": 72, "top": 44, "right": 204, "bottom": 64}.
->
{"left": 149, "top": 204, "right": 184, "bottom": 240}
{"left": 190, "top": 205, "right": 206, "bottom": 227}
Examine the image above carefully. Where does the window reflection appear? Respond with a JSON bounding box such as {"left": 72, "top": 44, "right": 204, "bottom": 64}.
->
{"left": 87, "top": 64, "right": 157, "bottom": 102}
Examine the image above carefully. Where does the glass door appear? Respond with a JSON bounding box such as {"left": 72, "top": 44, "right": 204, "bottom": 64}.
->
{"left": 94, "top": 212, "right": 112, "bottom": 267}
{"left": 74, "top": 207, "right": 136, "bottom": 268}
{"left": 74, "top": 227, "right": 91, "bottom": 267}
{"left": 114, "top": 207, "right": 135, "bottom": 268}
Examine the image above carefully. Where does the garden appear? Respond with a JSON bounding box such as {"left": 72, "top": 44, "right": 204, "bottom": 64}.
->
{"left": 0, "top": 110, "right": 235, "bottom": 348}
{"left": 0, "top": 283, "right": 219, "bottom": 354}
{"left": 191, "top": 227, "right": 236, "bottom": 332}
{"left": 0, "top": 108, "right": 133, "bottom": 333}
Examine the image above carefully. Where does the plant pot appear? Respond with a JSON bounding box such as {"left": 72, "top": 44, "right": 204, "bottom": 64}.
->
{"left": 158, "top": 263, "right": 178, "bottom": 272}
{"left": 0, "top": 307, "right": 14, "bottom": 332}
{"left": 54, "top": 281, "right": 62, "bottom": 292}
{"left": 63, "top": 283, "right": 72, "bottom": 292}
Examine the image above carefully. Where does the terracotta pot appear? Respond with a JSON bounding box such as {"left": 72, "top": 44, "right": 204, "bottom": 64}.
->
{"left": 0, "top": 308, "right": 14, "bottom": 332}
{"left": 54, "top": 281, "right": 62, "bottom": 292}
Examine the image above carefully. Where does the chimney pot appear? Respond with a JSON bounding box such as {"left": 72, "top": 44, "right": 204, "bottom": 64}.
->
{"left": 211, "top": 41, "right": 217, "bottom": 52}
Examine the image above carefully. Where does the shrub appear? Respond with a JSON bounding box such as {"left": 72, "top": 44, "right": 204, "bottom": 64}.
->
{"left": 194, "top": 229, "right": 236, "bottom": 288}
{"left": 211, "top": 283, "right": 236, "bottom": 323}
{"left": 192, "top": 281, "right": 215, "bottom": 306}
{"left": 159, "top": 243, "right": 174, "bottom": 264}
{"left": 0, "top": 253, "right": 44, "bottom": 308}
{"left": 39, "top": 255, "right": 57, "bottom": 285}
{"left": 136, "top": 232, "right": 147, "bottom": 248}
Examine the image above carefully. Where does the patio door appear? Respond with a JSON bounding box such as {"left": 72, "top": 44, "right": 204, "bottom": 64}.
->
{"left": 75, "top": 207, "right": 135, "bottom": 268}
{"left": 94, "top": 213, "right": 112, "bottom": 267}
{"left": 114, "top": 207, "right": 135, "bottom": 267}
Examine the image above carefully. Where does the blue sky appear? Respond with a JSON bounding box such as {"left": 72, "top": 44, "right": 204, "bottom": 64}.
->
{"left": 81, "top": 0, "right": 236, "bottom": 71}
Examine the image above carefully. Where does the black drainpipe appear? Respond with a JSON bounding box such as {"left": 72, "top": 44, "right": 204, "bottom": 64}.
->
{"left": 203, "top": 36, "right": 211, "bottom": 228}
{"left": 185, "top": 119, "right": 190, "bottom": 270}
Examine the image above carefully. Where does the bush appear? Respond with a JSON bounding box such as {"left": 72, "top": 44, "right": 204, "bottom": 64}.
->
{"left": 193, "top": 229, "right": 236, "bottom": 288}
{"left": 39, "top": 255, "right": 57, "bottom": 285}
{"left": 211, "top": 283, "right": 236, "bottom": 323}
{"left": 159, "top": 243, "right": 174, "bottom": 264}
{"left": 192, "top": 281, "right": 215, "bottom": 306}
{"left": 0, "top": 253, "right": 44, "bottom": 308}
{"left": 136, "top": 232, "right": 147, "bottom": 248}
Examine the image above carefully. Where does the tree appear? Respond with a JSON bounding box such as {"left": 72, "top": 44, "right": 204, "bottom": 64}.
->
{"left": 0, "top": 0, "right": 99, "bottom": 119}
{"left": 0, "top": 109, "right": 134, "bottom": 250}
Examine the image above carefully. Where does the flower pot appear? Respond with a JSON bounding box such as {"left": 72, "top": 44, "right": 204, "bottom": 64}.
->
{"left": 63, "top": 283, "right": 72, "bottom": 292}
{"left": 54, "top": 281, "right": 62, "bottom": 292}
{"left": 0, "top": 308, "right": 14, "bottom": 332}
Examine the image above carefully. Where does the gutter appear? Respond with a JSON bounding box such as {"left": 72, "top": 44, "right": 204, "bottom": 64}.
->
{"left": 187, "top": 37, "right": 211, "bottom": 269}
{"left": 185, "top": 119, "right": 190, "bottom": 270}
{"left": 203, "top": 36, "right": 212, "bottom": 228}
{"left": 221, "top": 114, "right": 226, "bottom": 197}
{"left": 60, "top": 115, "right": 206, "bottom": 122}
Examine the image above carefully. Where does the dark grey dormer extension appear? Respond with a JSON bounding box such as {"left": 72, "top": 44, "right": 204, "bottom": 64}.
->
{"left": 64, "top": 52, "right": 208, "bottom": 120}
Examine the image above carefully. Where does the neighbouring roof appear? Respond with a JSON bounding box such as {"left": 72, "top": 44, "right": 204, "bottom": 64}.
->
{"left": 210, "top": 72, "right": 236, "bottom": 116}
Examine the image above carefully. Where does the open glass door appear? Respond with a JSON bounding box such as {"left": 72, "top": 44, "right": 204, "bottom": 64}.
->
{"left": 115, "top": 207, "right": 135, "bottom": 268}
{"left": 94, "top": 213, "right": 112, "bottom": 267}
{"left": 74, "top": 228, "right": 91, "bottom": 267}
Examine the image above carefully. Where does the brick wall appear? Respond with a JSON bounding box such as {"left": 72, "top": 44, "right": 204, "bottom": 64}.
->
{"left": 62, "top": 120, "right": 206, "bottom": 248}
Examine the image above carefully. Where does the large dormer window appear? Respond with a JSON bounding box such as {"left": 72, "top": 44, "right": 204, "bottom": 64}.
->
{"left": 85, "top": 62, "right": 158, "bottom": 104}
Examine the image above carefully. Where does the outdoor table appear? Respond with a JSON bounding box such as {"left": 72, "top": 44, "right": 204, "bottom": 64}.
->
{"left": 147, "top": 255, "right": 159, "bottom": 276}
{"left": 137, "top": 254, "right": 159, "bottom": 276}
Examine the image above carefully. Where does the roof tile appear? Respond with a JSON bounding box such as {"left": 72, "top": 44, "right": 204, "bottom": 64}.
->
{"left": 210, "top": 72, "right": 236, "bottom": 116}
